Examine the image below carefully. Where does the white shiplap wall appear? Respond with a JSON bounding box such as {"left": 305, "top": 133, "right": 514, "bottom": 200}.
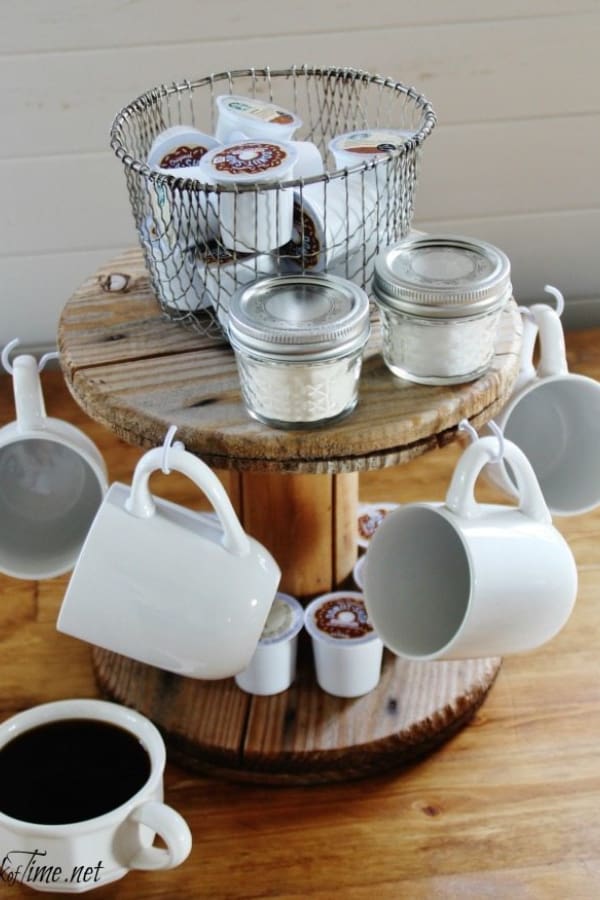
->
{"left": 1, "top": 1, "right": 599, "bottom": 346}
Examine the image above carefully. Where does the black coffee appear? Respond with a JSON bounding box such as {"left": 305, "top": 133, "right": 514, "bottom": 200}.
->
{"left": 0, "top": 718, "right": 151, "bottom": 825}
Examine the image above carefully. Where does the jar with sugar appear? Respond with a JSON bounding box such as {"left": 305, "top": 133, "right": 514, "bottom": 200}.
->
{"left": 372, "top": 234, "right": 512, "bottom": 385}
{"left": 227, "top": 274, "right": 371, "bottom": 429}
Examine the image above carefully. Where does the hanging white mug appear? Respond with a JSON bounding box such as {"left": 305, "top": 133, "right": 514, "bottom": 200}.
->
{"left": 484, "top": 301, "right": 600, "bottom": 515}
{"left": 0, "top": 352, "right": 108, "bottom": 579}
{"left": 57, "top": 443, "right": 281, "bottom": 679}
{"left": 364, "top": 435, "right": 578, "bottom": 661}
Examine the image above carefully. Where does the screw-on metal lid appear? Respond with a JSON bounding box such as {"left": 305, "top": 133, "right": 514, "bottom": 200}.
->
{"left": 373, "top": 234, "right": 512, "bottom": 318}
{"left": 228, "top": 274, "right": 371, "bottom": 360}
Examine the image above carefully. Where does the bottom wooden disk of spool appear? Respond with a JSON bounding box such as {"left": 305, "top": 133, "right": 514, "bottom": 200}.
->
{"left": 92, "top": 640, "right": 501, "bottom": 785}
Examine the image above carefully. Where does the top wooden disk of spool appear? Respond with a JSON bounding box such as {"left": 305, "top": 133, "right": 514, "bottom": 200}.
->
{"left": 58, "top": 247, "right": 521, "bottom": 474}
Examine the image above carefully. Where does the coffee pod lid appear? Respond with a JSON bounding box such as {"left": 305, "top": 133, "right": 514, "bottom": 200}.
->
{"left": 258, "top": 592, "right": 304, "bottom": 646}
{"left": 216, "top": 95, "right": 302, "bottom": 133}
{"left": 329, "top": 128, "right": 414, "bottom": 157}
{"left": 373, "top": 233, "right": 512, "bottom": 319}
{"left": 304, "top": 592, "right": 379, "bottom": 646}
{"left": 228, "top": 273, "right": 370, "bottom": 361}
{"left": 147, "top": 126, "right": 221, "bottom": 171}
{"left": 199, "top": 140, "right": 298, "bottom": 184}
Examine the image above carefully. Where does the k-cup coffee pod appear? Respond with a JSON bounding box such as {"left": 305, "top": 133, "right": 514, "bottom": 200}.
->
{"left": 357, "top": 502, "right": 399, "bottom": 549}
{"left": 235, "top": 592, "right": 304, "bottom": 695}
{"left": 215, "top": 94, "right": 302, "bottom": 143}
{"left": 281, "top": 180, "right": 378, "bottom": 274}
{"left": 140, "top": 218, "right": 277, "bottom": 320}
{"left": 147, "top": 126, "right": 222, "bottom": 245}
{"left": 304, "top": 591, "right": 383, "bottom": 698}
{"left": 147, "top": 125, "right": 221, "bottom": 171}
{"left": 329, "top": 128, "right": 415, "bottom": 170}
{"left": 199, "top": 140, "right": 298, "bottom": 252}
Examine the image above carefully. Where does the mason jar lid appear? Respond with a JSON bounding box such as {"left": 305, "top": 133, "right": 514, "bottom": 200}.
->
{"left": 228, "top": 273, "right": 370, "bottom": 361}
{"left": 373, "top": 234, "right": 512, "bottom": 318}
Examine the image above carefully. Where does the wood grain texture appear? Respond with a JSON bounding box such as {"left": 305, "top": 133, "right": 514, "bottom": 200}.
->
{"left": 91, "top": 645, "right": 501, "bottom": 785}
{"left": 57, "top": 247, "right": 522, "bottom": 473}
{"left": 2, "top": 326, "right": 600, "bottom": 895}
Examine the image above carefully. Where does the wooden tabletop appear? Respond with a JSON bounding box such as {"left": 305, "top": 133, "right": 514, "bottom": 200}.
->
{"left": 2, "top": 325, "right": 600, "bottom": 897}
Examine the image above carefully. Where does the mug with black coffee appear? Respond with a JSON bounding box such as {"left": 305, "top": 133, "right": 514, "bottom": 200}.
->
{"left": 0, "top": 699, "right": 192, "bottom": 893}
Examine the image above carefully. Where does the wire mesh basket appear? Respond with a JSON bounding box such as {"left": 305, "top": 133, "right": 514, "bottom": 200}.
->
{"left": 110, "top": 65, "right": 437, "bottom": 336}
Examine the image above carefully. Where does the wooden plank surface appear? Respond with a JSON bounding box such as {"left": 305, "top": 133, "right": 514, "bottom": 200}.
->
{"left": 2, "top": 326, "right": 600, "bottom": 894}
{"left": 57, "top": 247, "right": 522, "bottom": 473}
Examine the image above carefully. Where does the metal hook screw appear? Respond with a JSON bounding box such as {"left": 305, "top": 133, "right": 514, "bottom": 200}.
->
{"left": 1, "top": 338, "right": 59, "bottom": 375}
{"left": 543, "top": 284, "right": 565, "bottom": 318}
{"left": 161, "top": 424, "right": 185, "bottom": 474}
{"left": 458, "top": 418, "right": 505, "bottom": 464}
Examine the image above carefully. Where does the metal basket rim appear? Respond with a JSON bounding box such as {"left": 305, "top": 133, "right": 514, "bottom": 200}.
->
{"left": 109, "top": 64, "right": 437, "bottom": 193}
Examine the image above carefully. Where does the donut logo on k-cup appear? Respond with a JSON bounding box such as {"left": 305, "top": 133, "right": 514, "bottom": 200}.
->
{"left": 211, "top": 142, "right": 287, "bottom": 176}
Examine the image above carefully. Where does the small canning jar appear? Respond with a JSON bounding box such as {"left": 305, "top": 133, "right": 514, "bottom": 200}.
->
{"left": 372, "top": 234, "right": 512, "bottom": 385}
{"left": 227, "top": 273, "right": 371, "bottom": 429}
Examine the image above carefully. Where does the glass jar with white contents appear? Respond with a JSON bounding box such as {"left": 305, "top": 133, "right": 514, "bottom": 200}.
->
{"left": 227, "top": 274, "right": 371, "bottom": 429}
{"left": 372, "top": 234, "right": 512, "bottom": 385}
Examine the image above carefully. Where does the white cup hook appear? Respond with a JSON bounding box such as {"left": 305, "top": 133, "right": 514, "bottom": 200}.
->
{"left": 544, "top": 284, "right": 565, "bottom": 318}
{"left": 1, "top": 338, "right": 60, "bottom": 375}
{"left": 458, "top": 418, "right": 505, "bottom": 464}
{"left": 160, "top": 424, "right": 185, "bottom": 475}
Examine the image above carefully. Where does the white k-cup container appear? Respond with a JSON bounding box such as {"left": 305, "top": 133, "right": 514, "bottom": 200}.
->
{"left": 304, "top": 591, "right": 384, "bottom": 698}
{"left": 235, "top": 592, "right": 304, "bottom": 695}
{"left": 364, "top": 435, "right": 578, "bottom": 661}
{"left": 215, "top": 94, "right": 302, "bottom": 143}
{"left": 199, "top": 140, "right": 298, "bottom": 252}
{"left": 146, "top": 126, "right": 222, "bottom": 245}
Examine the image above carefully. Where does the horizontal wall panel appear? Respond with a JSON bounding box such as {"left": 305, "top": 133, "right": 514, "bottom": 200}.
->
{"left": 2, "top": 13, "right": 600, "bottom": 160}
{"left": 415, "top": 208, "right": 600, "bottom": 306}
{"left": 2, "top": 2, "right": 597, "bottom": 55}
{"left": 414, "top": 114, "right": 600, "bottom": 222}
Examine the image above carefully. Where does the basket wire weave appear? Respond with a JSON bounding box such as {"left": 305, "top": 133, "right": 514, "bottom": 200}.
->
{"left": 110, "top": 66, "right": 437, "bottom": 336}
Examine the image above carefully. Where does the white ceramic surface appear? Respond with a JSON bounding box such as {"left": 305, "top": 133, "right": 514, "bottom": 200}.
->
{"left": 304, "top": 591, "right": 383, "bottom": 698}
{"left": 57, "top": 445, "right": 281, "bottom": 679}
{"left": 484, "top": 303, "right": 600, "bottom": 516}
{"left": 0, "top": 699, "right": 191, "bottom": 893}
{"left": 364, "top": 436, "right": 578, "bottom": 661}
{"left": 0, "top": 355, "right": 108, "bottom": 580}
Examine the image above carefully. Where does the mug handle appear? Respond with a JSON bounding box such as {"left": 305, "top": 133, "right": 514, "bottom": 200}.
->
{"left": 446, "top": 435, "right": 552, "bottom": 525}
{"left": 532, "top": 303, "right": 569, "bottom": 378}
{"left": 12, "top": 354, "right": 47, "bottom": 433}
{"left": 126, "top": 800, "right": 192, "bottom": 871}
{"left": 125, "top": 444, "right": 251, "bottom": 557}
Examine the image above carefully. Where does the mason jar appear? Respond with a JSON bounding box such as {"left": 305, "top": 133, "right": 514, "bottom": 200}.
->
{"left": 372, "top": 234, "right": 512, "bottom": 385}
{"left": 227, "top": 274, "right": 371, "bottom": 429}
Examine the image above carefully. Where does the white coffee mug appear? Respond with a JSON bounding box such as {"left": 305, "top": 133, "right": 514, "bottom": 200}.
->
{"left": 57, "top": 443, "right": 281, "bottom": 679}
{"left": 485, "top": 303, "right": 600, "bottom": 516}
{"left": 0, "top": 699, "right": 191, "bottom": 893}
{"left": 0, "top": 354, "right": 108, "bottom": 580}
{"left": 364, "top": 435, "right": 578, "bottom": 661}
